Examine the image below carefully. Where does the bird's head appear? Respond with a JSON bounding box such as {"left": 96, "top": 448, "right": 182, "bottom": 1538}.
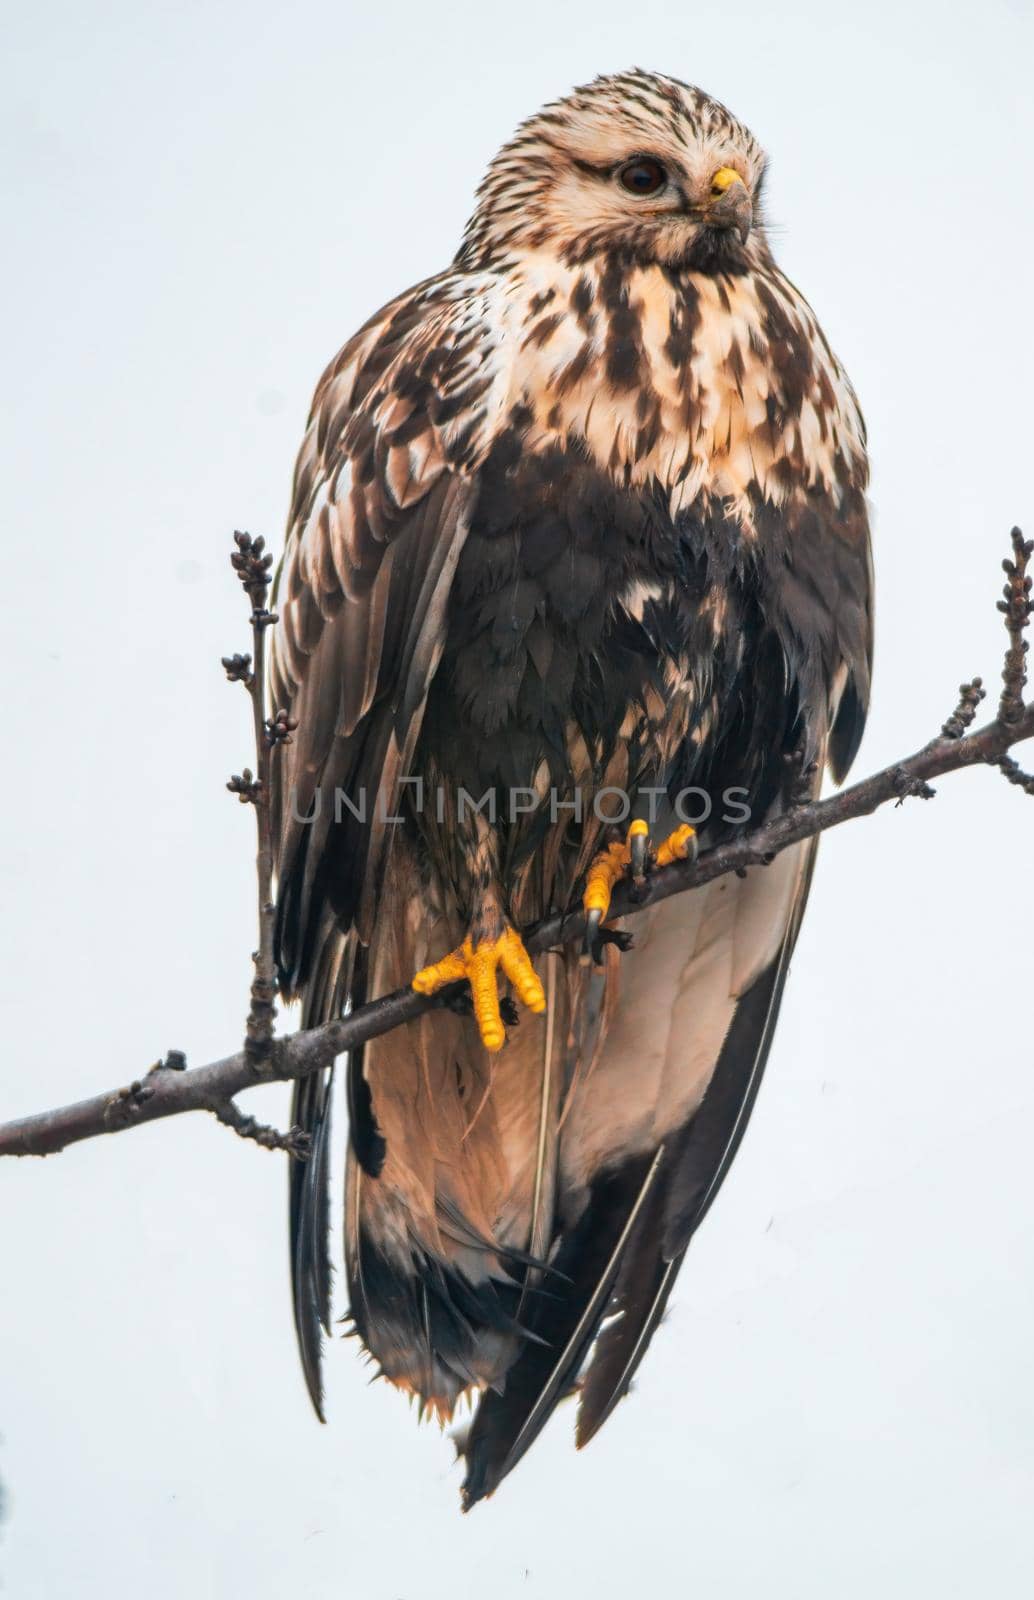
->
{"left": 458, "top": 70, "right": 767, "bottom": 273}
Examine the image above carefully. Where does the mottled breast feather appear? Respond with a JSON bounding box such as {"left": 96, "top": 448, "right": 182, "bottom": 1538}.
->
{"left": 500, "top": 248, "right": 866, "bottom": 511}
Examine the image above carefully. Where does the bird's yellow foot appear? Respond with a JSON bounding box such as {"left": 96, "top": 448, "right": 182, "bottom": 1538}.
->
{"left": 582, "top": 820, "right": 697, "bottom": 962}
{"left": 412, "top": 927, "right": 546, "bottom": 1053}
{"left": 653, "top": 822, "right": 699, "bottom": 868}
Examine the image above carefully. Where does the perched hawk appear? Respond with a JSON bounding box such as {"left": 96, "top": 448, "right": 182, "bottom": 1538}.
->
{"left": 270, "top": 69, "right": 872, "bottom": 1506}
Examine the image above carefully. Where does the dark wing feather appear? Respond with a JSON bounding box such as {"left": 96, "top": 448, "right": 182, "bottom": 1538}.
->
{"left": 828, "top": 520, "right": 875, "bottom": 783}
{"left": 343, "top": 943, "right": 385, "bottom": 1178}
{"left": 574, "top": 1174, "right": 677, "bottom": 1448}
{"left": 576, "top": 845, "right": 816, "bottom": 1446}
{"left": 461, "top": 1148, "right": 667, "bottom": 1508}
{"left": 288, "top": 932, "right": 351, "bottom": 1421}
{"left": 271, "top": 272, "right": 513, "bottom": 1418}
{"left": 660, "top": 838, "right": 818, "bottom": 1259}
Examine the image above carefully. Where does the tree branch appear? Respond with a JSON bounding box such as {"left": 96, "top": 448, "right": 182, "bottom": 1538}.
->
{"left": 224, "top": 529, "right": 291, "bottom": 1072}
{"left": 1, "top": 530, "right": 1030, "bottom": 1162}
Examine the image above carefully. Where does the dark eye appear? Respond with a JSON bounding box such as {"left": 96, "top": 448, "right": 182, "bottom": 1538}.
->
{"left": 617, "top": 158, "right": 667, "bottom": 197}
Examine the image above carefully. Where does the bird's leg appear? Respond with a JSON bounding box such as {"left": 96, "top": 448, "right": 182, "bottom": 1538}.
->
{"left": 412, "top": 825, "right": 545, "bottom": 1053}
{"left": 582, "top": 819, "right": 697, "bottom": 963}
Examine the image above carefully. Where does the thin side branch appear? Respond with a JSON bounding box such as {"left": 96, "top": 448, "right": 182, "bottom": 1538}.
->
{"left": 998, "top": 527, "right": 1032, "bottom": 725}
{"left": 1, "top": 528, "right": 1031, "bottom": 1162}
{"left": 226, "top": 530, "right": 283, "bottom": 1073}
{"left": 994, "top": 527, "right": 1034, "bottom": 791}
{"left": 208, "top": 1098, "right": 311, "bottom": 1157}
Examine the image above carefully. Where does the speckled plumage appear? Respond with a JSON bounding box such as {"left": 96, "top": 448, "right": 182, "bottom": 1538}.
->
{"left": 270, "top": 69, "right": 873, "bottom": 1505}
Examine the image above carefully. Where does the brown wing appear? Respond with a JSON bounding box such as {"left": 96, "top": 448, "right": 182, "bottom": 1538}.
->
{"left": 270, "top": 271, "right": 515, "bottom": 983}
{"left": 270, "top": 271, "right": 514, "bottom": 1415}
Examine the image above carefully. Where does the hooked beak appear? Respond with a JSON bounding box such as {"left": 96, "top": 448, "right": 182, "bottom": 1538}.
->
{"left": 707, "top": 166, "right": 752, "bottom": 244}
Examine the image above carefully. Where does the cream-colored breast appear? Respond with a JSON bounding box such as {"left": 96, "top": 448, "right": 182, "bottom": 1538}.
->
{"left": 506, "top": 251, "right": 866, "bottom": 529}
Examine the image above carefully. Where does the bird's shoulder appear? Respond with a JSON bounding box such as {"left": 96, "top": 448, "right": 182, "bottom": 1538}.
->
{"left": 271, "top": 268, "right": 521, "bottom": 690}
{"left": 289, "top": 268, "right": 520, "bottom": 533}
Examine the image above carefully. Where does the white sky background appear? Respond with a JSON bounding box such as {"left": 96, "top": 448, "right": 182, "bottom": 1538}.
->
{"left": 1, "top": 0, "right": 1032, "bottom": 1593}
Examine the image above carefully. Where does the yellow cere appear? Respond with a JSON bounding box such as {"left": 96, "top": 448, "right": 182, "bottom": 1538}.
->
{"left": 710, "top": 166, "right": 744, "bottom": 194}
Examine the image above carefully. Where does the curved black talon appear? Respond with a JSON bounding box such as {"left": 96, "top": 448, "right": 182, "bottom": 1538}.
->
{"left": 629, "top": 827, "right": 649, "bottom": 889}
{"left": 499, "top": 996, "right": 520, "bottom": 1027}
{"left": 444, "top": 987, "right": 474, "bottom": 1017}
{"left": 445, "top": 984, "right": 520, "bottom": 1027}
{"left": 582, "top": 912, "right": 634, "bottom": 967}
{"left": 583, "top": 907, "right": 604, "bottom": 965}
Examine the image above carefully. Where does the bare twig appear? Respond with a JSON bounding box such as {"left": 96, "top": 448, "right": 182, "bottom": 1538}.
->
{"left": 0, "top": 528, "right": 1031, "bottom": 1163}
{"left": 941, "top": 678, "right": 986, "bottom": 740}
{"left": 226, "top": 530, "right": 281, "bottom": 1073}
{"left": 210, "top": 534, "right": 300, "bottom": 1150}
{"left": 996, "top": 754, "right": 1034, "bottom": 795}
{"left": 993, "top": 528, "right": 1034, "bottom": 793}
{"left": 998, "top": 527, "right": 1032, "bottom": 725}
{"left": 208, "top": 1098, "right": 311, "bottom": 1157}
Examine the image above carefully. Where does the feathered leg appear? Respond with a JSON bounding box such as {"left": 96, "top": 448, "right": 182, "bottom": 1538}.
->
{"left": 345, "top": 829, "right": 569, "bottom": 1418}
